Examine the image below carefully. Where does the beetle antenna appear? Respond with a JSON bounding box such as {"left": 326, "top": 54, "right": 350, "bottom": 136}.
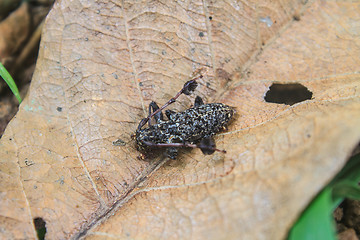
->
{"left": 137, "top": 73, "right": 203, "bottom": 130}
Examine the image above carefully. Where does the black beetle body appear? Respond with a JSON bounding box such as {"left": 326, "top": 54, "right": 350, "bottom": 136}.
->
{"left": 136, "top": 102, "right": 234, "bottom": 159}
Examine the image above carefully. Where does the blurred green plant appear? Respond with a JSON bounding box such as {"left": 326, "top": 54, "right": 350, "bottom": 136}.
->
{"left": 288, "top": 153, "right": 360, "bottom": 240}
{"left": 0, "top": 62, "right": 22, "bottom": 103}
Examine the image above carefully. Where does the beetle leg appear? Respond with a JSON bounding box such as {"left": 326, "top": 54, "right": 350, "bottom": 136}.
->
{"left": 149, "top": 101, "right": 164, "bottom": 125}
{"left": 194, "top": 96, "right": 204, "bottom": 107}
{"left": 165, "top": 109, "right": 176, "bottom": 120}
{"left": 166, "top": 147, "right": 178, "bottom": 159}
{"left": 197, "top": 137, "right": 216, "bottom": 155}
{"left": 137, "top": 118, "right": 148, "bottom": 131}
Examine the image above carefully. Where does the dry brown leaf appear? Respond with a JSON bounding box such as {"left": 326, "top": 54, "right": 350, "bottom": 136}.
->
{"left": 1, "top": 0, "right": 360, "bottom": 239}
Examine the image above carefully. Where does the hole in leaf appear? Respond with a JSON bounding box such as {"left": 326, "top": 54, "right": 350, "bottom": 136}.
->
{"left": 264, "top": 83, "right": 312, "bottom": 105}
{"left": 33, "top": 217, "right": 46, "bottom": 240}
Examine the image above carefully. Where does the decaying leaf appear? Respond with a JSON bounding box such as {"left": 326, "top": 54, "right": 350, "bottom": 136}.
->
{"left": 1, "top": 0, "right": 360, "bottom": 239}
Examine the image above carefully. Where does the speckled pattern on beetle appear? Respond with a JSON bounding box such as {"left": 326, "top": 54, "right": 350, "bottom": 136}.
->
{"left": 135, "top": 77, "right": 234, "bottom": 159}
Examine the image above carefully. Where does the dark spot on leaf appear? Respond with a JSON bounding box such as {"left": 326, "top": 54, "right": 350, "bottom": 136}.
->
{"left": 56, "top": 176, "right": 64, "bottom": 185}
{"left": 293, "top": 14, "right": 301, "bottom": 21}
{"left": 199, "top": 32, "right": 204, "bottom": 37}
{"left": 24, "top": 158, "right": 34, "bottom": 166}
{"left": 56, "top": 107, "right": 62, "bottom": 112}
{"left": 209, "top": 16, "right": 213, "bottom": 20}
{"left": 264, "top": 83, "right": 313, "bottom": 105}
{"left": 216, "top": 68, "right": 232, "bottom": 82}
{"left": 34, "top": 217, "right": 46, "bottom": 240}
{"left": 113, "top": 139, "right": 126, "bottom": 146}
